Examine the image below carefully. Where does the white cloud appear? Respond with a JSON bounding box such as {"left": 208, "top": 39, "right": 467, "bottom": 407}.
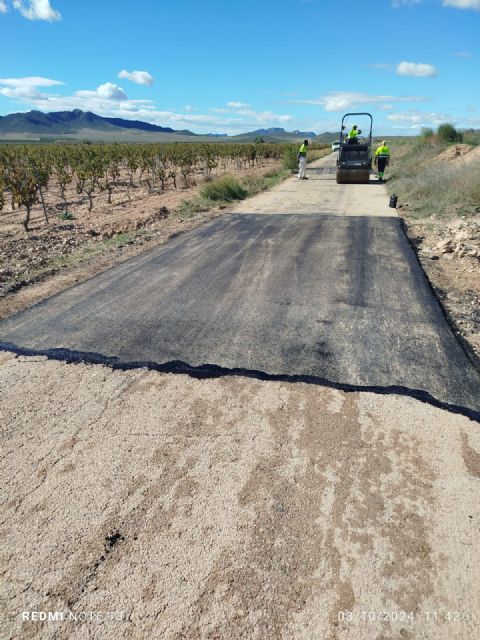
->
{"left": 229, "top": 107, "right": 292, "bottom": 124}
{"left": 97, "top": 83, "right": 127, "bottom": 100}
{"left": 76, "top": 83, "right": 128, "bottom": 101}
{"left": 396, "top": 61, "right": 438, "bottom": 77}
{"left": 385, "top": 109, "right": 462, "bottom": 133}
{"left": 443, "top": 0, "right": 480, "bottom": 9}
{"left": 294, "top": 92, "right": 427, "bottom": 112}
{"left": 0, "top": 76, "right": 64, "bottom": 88}
{"left": 453, "top": 51, "right": 472, "bottom": 57}
{"left": 387, "top": 110, "right": 452, "bottom": 124}
{"left": 0, "top": 76, "right": 63, "bottom": 99}
{"left": 0, "top": 1, "right": 8, "bottom": 13}
{"left": 464, "top": 116, "right": 480, "bottom": 126}
{"left": 227, "top": 101, "right": 250, "bottom": 109}
{"left": 12, "top": 0, "right": 61, "bottom": 21}
{"left": 222, "top": 101, "right": 292, "bottom": 124}
{"left": 118, "top": 70, "right": 154, "bottom": 86}
{"left": 184, "top": 105, "right": 195, "bottom": 112}
{"left": 391, "top": 0, "right": 480, "bottom": 8}
{"left": 0, "top": 85, "right": 47, "bottom": 99}
{"left": 0, "top": 81, "right": 295, "bottom": 134}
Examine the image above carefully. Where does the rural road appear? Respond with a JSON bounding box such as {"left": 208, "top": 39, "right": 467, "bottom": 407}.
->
{"left": 1, "top": 156, "right": 479, "bottom": 415}
{"left": 1, "top": 154, "right": 480, "bottom": 639}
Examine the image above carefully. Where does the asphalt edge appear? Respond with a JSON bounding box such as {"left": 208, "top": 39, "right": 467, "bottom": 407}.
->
{"left": 1, "top": 343, "right": 479, "bottom": 424}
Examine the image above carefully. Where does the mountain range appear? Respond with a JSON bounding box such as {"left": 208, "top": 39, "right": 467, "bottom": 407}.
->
{"left": 0, "top": 109, "right": 327, "bottom": 142}
{"left": 0, "top": 109, "right": 194, "bottom": 136}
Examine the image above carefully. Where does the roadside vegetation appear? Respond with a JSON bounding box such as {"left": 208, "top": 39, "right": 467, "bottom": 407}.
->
{"left": 387, "top": 124, "right": 480, "bottom": 219}
{"left": 177, "top": 168, "right": 290, "bottom": 215}
{"left": 282, "top": 145, "right": 331, "bottom": 173}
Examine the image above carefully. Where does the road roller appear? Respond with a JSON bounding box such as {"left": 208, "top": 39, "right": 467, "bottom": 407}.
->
{"left": 336, "top": 112, "right": 373, "bottom": 184}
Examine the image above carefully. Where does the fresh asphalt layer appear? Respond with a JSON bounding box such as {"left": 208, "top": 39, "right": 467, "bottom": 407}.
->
{"left": 1, "top": 212, "right": 479, "bottom": 417}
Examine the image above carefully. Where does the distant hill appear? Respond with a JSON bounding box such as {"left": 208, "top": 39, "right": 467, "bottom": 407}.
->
{"left": 0, "top": 109, "right": 334, "bottom": 143}
{"left": 246, "top": 127, "right": 316, "bottom": 138}
{"left": 102, "top": 116, "right": 193, "bottom": 135}
{"left": 0, "top": 109, "right": 117, "bottom": 134}
{"left": 0, "top": 109, "right": 196, "bottom": 138}
{"left": 232, "top": 127, "right": 317, "bottom": 141}
{"left": 313, "top": 131, "right": 340, "bottom": 143}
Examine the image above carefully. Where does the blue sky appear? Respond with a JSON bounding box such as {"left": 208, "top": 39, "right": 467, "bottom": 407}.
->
{"left": 0, "top": 0, "right": 479, "bottom": 135}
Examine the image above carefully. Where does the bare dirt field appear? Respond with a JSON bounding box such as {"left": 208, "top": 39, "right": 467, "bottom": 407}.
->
{"left": 1, "top": 155, "right": 480, "bottom": 639}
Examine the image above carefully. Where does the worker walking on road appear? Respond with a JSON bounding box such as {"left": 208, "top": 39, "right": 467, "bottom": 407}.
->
{"left": 374, "top": 140, "right": 390, "bottom": 183}
{"left": 347, "top": 124, "right": 361, "bottom": 143}
{"left": 297, "top": 139, "right": 309, "bottom": 180}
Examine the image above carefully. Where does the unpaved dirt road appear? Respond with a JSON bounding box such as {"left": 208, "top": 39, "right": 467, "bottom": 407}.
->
{"left": 1, "top": 155, "right": 480, "bottom": 639}
{"left": 232, "top": 154, "right": 394, "bottom": 216}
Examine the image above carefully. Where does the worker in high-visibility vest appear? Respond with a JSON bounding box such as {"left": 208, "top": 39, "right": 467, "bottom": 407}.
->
{"left": 374, "top": 141, "right": 390, "bottom": 183}
{"left": 297, "top": 139, "right": 309, "bottom": 180}
{"left": 347, "top": 124, "right": 361, "bottom": 143}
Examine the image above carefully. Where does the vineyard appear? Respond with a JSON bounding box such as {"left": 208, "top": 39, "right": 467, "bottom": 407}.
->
{"left": 0, "top": 141, "right": 334, "bottom": 311}
{"left": 0, "top": 142, "right": 301, "bottom": 231}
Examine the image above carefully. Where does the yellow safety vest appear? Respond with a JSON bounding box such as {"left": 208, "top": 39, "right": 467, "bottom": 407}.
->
{"left": 299, "top": 143, "right": 308, "bottom": 154}
{"left": 348, "top": 129, "right": 359, "bottom": 139}
{"left": 375, "top": 145, "right": 390, "bottom": 157}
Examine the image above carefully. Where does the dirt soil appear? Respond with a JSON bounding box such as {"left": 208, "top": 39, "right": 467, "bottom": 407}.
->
{"left": 1, "top": 353, "right": 479, "bottom": 640}
{"left": 435, "top": 144, "right": 480, "bottom": 163}
{"left": 403, "top": 214, "right": 480, "bottom": 364}
{"left": 0, "top": 210, "right": 225, "bottom": 320}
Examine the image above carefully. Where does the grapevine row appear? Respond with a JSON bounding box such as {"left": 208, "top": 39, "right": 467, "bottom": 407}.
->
{"left": 0, "top": 142, "right": 298, "bottom": 231}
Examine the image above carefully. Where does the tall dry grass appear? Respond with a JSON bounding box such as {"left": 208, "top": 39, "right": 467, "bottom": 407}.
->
{"left": 388, "top": 142, "right": 480, "bottom": 219}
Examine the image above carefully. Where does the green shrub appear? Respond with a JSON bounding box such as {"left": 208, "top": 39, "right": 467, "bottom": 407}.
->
{"left": 200, "top": 175, "right": 247, "bottom": 202}
{"left": 420, "top": 127, "right": 434, "bottom": 140}
{"left": 240, "top": 174, "right": 266, "bottom": 195}
{"left": 177, "top": 198, "right": 210, "bottom": 217}
{"left": 437, "top": 123, "right": 463, "bottom": 144}
{"left": 283, "top": 146, "right": 299, "bottom": 172}
{"left": 58, "top": 210, "right": 75, "bottom": 220}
